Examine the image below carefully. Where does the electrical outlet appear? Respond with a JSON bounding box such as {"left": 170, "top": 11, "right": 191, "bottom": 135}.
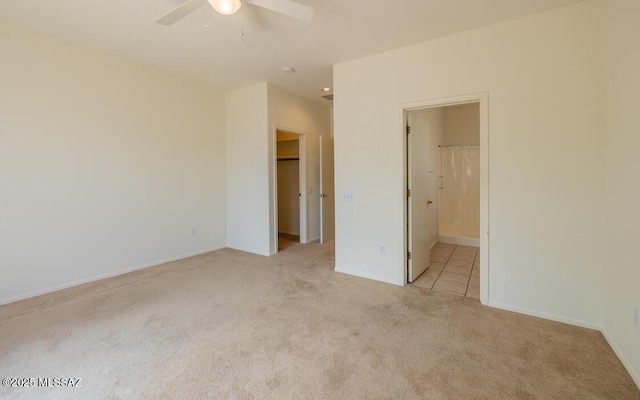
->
{"left": 191, "top": 227, "right": 197, "bottom": 236}
{"left": 634, "top": 307, "right": 640, "bottom": 329}
{"left": 379, "top": 245, "right": 385, "bottom": 255}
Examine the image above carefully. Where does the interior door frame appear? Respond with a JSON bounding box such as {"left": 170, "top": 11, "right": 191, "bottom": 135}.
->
{"left": 401, "top": 92, "right": 489, "bottom": 305}
{"left": 271, "top": 126, "right": 308, "bottom": 255}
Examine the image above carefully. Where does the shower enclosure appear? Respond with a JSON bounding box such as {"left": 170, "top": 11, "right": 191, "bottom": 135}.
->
{"left": 438, "top": 145, "right": 480, "bottom": 245}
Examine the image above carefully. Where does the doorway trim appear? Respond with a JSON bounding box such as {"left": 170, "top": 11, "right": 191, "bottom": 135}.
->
{"left": 271, "top": 126, "right": 308, "bottom": 255}
{"left": 401, "top": 92, "right": 489, "bottom": 305}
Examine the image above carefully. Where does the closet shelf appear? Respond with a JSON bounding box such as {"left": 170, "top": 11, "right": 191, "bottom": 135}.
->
{"left": 277, "top": 156, "right": 300, "bottom": 161}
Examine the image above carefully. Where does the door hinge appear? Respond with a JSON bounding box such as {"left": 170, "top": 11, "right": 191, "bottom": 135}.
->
{"left": 406, "top": 126, "right": 411, "bottom": 134}
{"left": 407, "top": 189, "right": 411, "bottom": 197}
{"left": 407, "top": 251, "right": 412, "bottom": 260}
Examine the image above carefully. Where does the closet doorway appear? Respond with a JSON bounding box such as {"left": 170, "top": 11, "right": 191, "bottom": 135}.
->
{"left": 404, "top": 94, "right": 489, "bottom": 304}
{"left": 276, "top": 130, "right": 306, "bottom": 251}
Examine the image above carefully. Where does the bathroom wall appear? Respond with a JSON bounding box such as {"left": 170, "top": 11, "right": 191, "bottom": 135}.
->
{"left": 442, "top": 103, "right": 480, "bottom": 146}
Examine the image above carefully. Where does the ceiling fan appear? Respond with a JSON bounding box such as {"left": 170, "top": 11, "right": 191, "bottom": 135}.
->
{"left": 156, "top": 0, "right": 315, "bottom": 26}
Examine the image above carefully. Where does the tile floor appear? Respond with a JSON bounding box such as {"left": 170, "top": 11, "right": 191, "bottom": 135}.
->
{"left": 412, "top": 243, "right": 480, "bottom": 299}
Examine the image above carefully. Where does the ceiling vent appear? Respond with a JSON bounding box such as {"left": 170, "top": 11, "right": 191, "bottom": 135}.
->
{"left": 322, "top": 94, "right": 334, "bottom": 101}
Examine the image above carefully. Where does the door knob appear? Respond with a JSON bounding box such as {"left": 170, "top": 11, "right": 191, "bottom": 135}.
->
{"left": 427, "top": 200, "right": 433, "bottom": 205}
{"left": 319, "top": 193, "right": 327, "bottom": 198}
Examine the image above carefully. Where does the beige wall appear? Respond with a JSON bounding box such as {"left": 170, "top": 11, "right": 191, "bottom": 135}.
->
{"left": 334, "top": 1, "right": 604, "bottom": 328}
{"left": 277, "top": 131, "right": 300, "bottom": 142}
{"left": 0, "top": 23, "right": 227, "bottom": 304}
{"left": 277, "top": 139, "right": 300, "bottom": 158}
{"left": 442, "top": 103, "right": 480, "bottom": 146}
{"left": 225, "top": 83, "right": 270, "bottom": 255}
{"left": 603, "top": 0, "right": 640, "bottom": 387}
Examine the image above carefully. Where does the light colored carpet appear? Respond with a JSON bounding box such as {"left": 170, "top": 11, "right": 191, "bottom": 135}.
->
{"left": 0, "top": 240, "right": 638, "bottom": 400}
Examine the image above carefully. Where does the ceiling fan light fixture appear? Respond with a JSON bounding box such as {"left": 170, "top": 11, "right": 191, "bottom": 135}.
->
{"left": 208, "top": 0, "right": 242, "bottom": 16}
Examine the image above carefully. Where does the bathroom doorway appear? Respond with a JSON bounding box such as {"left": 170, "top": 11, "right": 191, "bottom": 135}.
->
{"left": 404, "top": 94, "right": 488, "bottom": 303}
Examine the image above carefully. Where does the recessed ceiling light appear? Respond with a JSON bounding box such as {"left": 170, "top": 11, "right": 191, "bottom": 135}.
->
{"left": 282, "top": 67, "right": 295, "bottom": 73}
{"left": 321, "top": 87, "right": 331, "bottom": 92}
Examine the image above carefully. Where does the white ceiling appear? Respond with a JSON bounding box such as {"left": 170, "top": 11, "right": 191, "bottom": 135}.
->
{"left": 0, "top": 0, "right": 585, "bottom": 106}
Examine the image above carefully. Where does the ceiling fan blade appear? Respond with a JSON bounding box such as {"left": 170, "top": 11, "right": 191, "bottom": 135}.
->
{"left": 245, "top": 0, "right": 315, "bottom": 22}
{"left": 156, "top": 0, "right": 207, "bottom": 26}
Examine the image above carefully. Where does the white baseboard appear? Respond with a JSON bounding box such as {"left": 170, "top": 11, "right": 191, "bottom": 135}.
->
{"left": 0, "top": 245, "right": 227, "bottom": 306}
{"left": 488, "top": 301, "right": 601, "bottom": 330}
{"left": 601, "top": 328, "right": 640, "bottom": 389}
{"left": 480, "top": 290, "right": 489, "bottom": 305}
{"left": 429, "top": 240, "right": 438, "bottom": 250}
{"left": 438, "top": 235, "right": 480, "bottom": 247}
{"left": 227, "top": 244, "right": 271, "bottom": 257}
{"left": 278, "top": 230, "right": 301, "bottom": 237}
{"left": 308, "top": 236, "right": 320, "bottom": 243}
{"left": 334, "top": 267, "right": 403, "bottom": 287}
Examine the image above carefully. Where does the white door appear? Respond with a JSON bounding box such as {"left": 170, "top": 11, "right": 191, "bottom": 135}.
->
{"left": 407, "top": 112, "right": 431, "bottom": 282}
{"left": 319, "top": 136, "right": 335, "bottom": 243}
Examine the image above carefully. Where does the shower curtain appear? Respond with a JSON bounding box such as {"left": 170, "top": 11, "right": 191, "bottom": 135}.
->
{"left": 439, "top": 146, "right": 480, "bottom": 239}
